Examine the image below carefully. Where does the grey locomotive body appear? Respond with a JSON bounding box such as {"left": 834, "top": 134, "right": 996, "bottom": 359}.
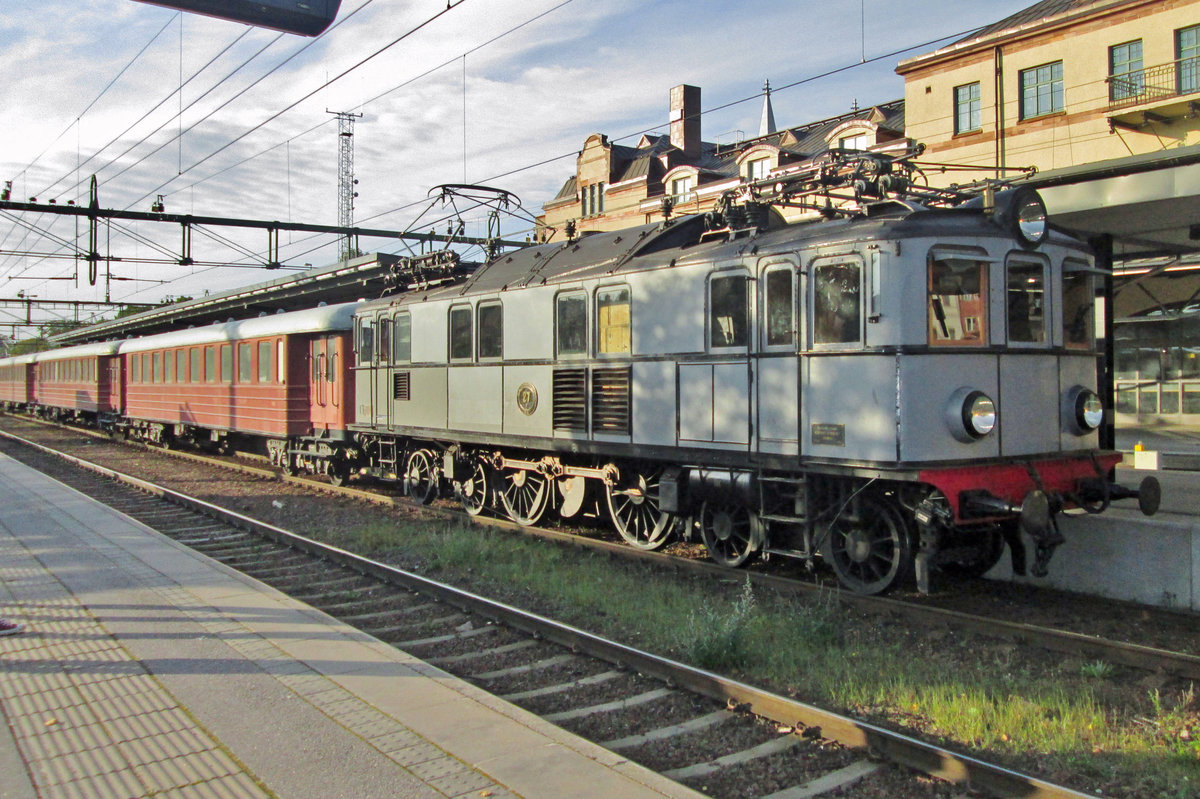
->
{"left": 346, "top": 190, "right": 1154, "bottom": 594}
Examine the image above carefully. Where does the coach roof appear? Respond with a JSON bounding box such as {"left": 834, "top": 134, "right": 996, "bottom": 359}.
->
{"left": 118, "top": 301, "right": 361, "bottom": 354}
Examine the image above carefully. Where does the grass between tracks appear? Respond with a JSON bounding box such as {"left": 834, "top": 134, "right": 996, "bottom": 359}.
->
{"left": 341, "top": 517, "right": 1197, "bottom": 798}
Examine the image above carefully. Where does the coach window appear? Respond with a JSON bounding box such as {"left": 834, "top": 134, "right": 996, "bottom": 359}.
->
{"left": 258, "top": 341, "right": 274, "bottom": 382}
{"left": 378, "top": 318, "right": 392, "bottom": 365}
{"left": 132, "top": 355, "right": 141, "bottom": 383}
{"left": 556, "top": 292, "right": 587, "bottom": 357}
{"left": 763, "top": 265, "right": 795, "bottom": 349}
{"left": 393, "top": 313, "right": 411, "bottom": 362}
{"left": 710, "top": 272, "right": 749, "bottom": 349}
{"left": 1063, "top": 260, "right": 1094, "bottom": 349}
{"left": 142, "top": 353, "right": 152, "bottom": 383}
{"left": 1006, "top": 258, "right": 1047, "bottom": 344}
{"left": 478, "top": 302, "right": 503, "bottom": 360}
{"left": 928, "top": 252, "right": 988, "bottom": 346}
{"left": 164, "top": 351, "right": 174, "bottom": 383}
{"left": 357, "top": 318, "right": 375, "bottom": 365}
{"left": 206, "top": 347, "right": 217, "bottom": 383}
{"left": 596, "top": 286, "right": 631, "bottom": 355}
{"left": 813, "top": 260, "right": 862, "bottom": 346}
{"left": 239, "top": 342, "right": 253, "bottom": 382}
{"left": 176, "top": 350, "right": 187, "bottom": 383}
{"left": 450, "top": 306, "right": 473, "bottom": 361}
{"left": 190, "top": 349, "right": 201, "bottom": 384}
{"left": 220, "top": 345, "right": 233, "bottom": 382}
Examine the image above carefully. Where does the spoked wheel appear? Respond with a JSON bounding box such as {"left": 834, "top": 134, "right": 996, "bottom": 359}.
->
{"left": 457, "top": 458, "right": 490, "bottom": 517}
{"left": 606, "top": 466, "right": 675, "bottom": 550}
{"left": 403, "top": 449, "right": 439, "bottom": 505}
{"left": 498, "top": 468, "right": 550, "bottom": 526}
{"left": 826, "top": 497, "right": 913, "bottom": 594}
{"left": 327, "top": 460, "right": 350, "bottom": 487}
{"left": 699, "top": 499, "right": 761, "bottom": 568}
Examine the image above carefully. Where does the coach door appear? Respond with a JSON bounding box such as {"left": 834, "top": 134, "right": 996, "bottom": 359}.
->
{"left": 756, "top": 258, "right": 801, "bottom": 455}
{"left": 679, "top": 266, "right": 752, "bottom": 448}
{"left": 309, "top": 335, "right": 343, "bottom": 431}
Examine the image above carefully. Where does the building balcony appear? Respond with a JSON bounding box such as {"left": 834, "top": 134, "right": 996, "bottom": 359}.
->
{"left": 1107, "top": 57, "right": 1200, "bottom": 129}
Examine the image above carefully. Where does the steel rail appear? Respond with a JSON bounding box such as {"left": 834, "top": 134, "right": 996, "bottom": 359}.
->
{"left": 0, "top": 427, "right": 1103, "bottom": 799}
{"left": 6, "top": 414, "right": 1200, "bottom": 682}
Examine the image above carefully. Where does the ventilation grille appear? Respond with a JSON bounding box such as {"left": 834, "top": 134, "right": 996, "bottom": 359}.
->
{"left": 591, "top": 366, "right": 631, "bottom": 434}
{"left": 393, "top": 371, "right": 411, "bottom": 401}
{"left": 552, "top": 368, "right": 587, "bottom": 432}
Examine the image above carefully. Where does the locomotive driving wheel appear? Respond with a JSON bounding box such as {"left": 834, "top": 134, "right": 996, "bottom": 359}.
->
{"left": 826, "top": 496, "right": 913, "bottom": 594}
{"left": 699, "top": 498, "right": 761, "bottom": 568}
{"left": 457, "top": 457, "right": 490, "bottom": 516}
{"left": 606, "top": 466, "right": 674, "bottom": 550}
{"left": 403, "top": 449, "right": 439, "bottom": 505}
{"left": 498, "top": 468, "right": 549, "bottom": 526}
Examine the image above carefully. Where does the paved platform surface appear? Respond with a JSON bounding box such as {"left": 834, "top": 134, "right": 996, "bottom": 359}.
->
{"left": 0, "top": 452, "right": 706, "bottom": 799}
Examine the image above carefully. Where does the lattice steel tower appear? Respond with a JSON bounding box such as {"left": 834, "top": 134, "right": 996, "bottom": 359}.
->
{"left": 328, "top": 109, "right": 363, "bottom": 262}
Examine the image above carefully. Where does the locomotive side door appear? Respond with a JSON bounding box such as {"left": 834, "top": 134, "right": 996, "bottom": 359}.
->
{"left": 756, "top": 257, "right": 801, "bottom": 455}
{"left": 679, "top": 264, "right": 753, "bottom": 449}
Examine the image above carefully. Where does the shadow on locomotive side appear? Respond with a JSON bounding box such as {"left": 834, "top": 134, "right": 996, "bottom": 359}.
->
{"left": 0, "top": 151, "right": 1161, "bottom": 595}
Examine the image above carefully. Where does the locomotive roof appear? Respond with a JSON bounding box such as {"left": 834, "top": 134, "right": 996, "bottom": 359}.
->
{"left": 358, "top": 197, "right": 1082, "bottom": 312}
{"left": 118, "top": 301, "right": 361, "bottom": 354}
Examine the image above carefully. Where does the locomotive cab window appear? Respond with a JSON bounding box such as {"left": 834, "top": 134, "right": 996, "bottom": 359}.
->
{"left": 556, "top": 292, "right": 587, "bottom": 357}
{"left": 928, "top": 253, "right": 988, "bottom": 346}
{"left": 393, "top": 313, "right": 411, "bottom": 362}
{"left": 378, "top": 318, "right": 392, "bottom": 364}
{"left": 357, "top": 318, "right": 375, "bottom": 365}
{"left": 597, "top": 287, "right": 631, "bottom": 355}
{"left": 1006, "top": 258, "right": 1047, "bottom": 344}
{"left": 449, "top": 306, "right": 473, "bottom": 361}
{"left": 763, "top": 265, "right": 795, "bottom": 349}
{"left": 709, "top": 272, "right": 749, "bottom": 349}
{"left": 813, "top": 260, "right": 862, "bottom": 346}
{"left": 477, "top": 302, "right": 503, "bottom": 360}
{"left": 1063, "top": 260, "right": 1095, "bottom": 349}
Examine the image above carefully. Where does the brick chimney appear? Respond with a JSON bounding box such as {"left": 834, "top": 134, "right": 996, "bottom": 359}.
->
{"left": 669, "top": 84, "right": 701, "bottom": 159}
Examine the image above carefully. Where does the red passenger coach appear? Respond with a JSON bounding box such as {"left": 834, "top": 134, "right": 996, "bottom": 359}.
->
{"left": 116, "top": 304, "right": 359, "bottom": 466}
{"left": 0, "top": 354, "right": 35, "bottom": 410}
{"left": 30, "top": 343, "right": 121, "bottom": 422}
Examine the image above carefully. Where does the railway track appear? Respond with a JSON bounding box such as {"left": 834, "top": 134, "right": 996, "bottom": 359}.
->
{"left": 5, "top": 414, "right": 1198, "bottom": 684}
{"left": 0, "top": 424, "right": 1105, "bottom": 799}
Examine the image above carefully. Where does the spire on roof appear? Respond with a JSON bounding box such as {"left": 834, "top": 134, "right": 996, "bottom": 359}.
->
{"left": 759, "top": 79, "right": 776, "bottom": 137}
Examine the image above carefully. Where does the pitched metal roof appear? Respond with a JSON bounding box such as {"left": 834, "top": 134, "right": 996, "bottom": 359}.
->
{"left": 957, "top": 0, "right": 1132, "bottom": 44}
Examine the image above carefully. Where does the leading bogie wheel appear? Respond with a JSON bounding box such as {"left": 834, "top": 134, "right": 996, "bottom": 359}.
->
{"left": 498, "top": 468, "right": 550, "bottom": 526}
{"left": 699, "top": 499, "right": 762, "bottom": 568}
{"left": 826, "top": 496, "right": 913, "bottom": 594}
{"left": 403, "top": 449, "right": 439, "bottom": 504}
{"left": 606, "top": 466, "right": 675, "bottom": 550}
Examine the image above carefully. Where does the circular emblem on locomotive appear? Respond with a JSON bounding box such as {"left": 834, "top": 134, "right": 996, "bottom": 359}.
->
{"left": 516, "top": 382, "right": 538, "bottom": 416}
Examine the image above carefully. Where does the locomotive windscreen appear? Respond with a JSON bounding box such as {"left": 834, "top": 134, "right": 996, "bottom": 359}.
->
{"left": 132, "top": 0, "right": 342, "bottom": 36}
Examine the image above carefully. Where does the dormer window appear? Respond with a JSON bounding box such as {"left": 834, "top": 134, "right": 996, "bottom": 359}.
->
{"left": 746, "top": 158, "right": 771, "bottom": 181}
{"left": 839, "top": 133, "right": 869, "bottom": 150}
{"left": 670, "top": 175, "right": 695, "bottom": 202}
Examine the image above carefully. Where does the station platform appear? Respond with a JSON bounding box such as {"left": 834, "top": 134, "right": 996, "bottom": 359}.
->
{"left": 0, "top": 451, "right": 704, "bottom": 799}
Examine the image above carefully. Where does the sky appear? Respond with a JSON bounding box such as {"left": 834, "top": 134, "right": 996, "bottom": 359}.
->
{"left": 0, "top": 0, "right": 1039, "bottom": 333}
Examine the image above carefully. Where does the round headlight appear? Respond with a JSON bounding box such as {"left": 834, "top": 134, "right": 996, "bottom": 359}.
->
{"left": 1065, "top": 386, "right": 1104, "bottom": 435}
{"left": 947, "top": 387, "right": 997, "bottom": 442}
{"left": 965, "top": 392, "right": 997, "bottom": 437}
{"left": 1014, "top": 190, "right": 1048, "bottom": 246}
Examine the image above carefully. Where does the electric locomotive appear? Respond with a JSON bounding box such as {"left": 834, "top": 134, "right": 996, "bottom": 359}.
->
{"left": 344, "top": 152, "right": 1159, "bottom": 594}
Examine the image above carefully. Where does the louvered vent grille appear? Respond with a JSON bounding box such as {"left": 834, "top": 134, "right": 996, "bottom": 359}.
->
{"left": 591, "top": 366, "right": 631, "bottom": 434}
{"left": 553, "top": 368, "right": 587, "bottom": 432}
{"left": 393, "top": 371, "right": 411, "bottom": 401}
